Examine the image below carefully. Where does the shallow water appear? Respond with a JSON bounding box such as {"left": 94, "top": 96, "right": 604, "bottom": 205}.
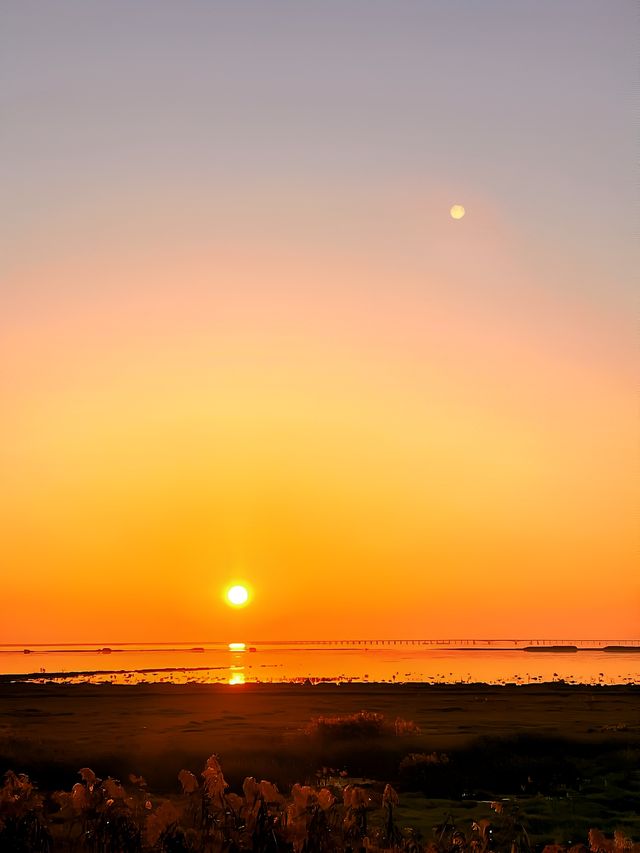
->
{"left": 1, "top": 640, "right": 639, "bottom": 685}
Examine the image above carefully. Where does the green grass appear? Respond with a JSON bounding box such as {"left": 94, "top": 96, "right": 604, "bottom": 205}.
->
{"left": 394, "top": 789, "right": 640, "bottom": 846}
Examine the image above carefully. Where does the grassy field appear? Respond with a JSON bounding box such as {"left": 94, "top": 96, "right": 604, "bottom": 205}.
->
{"left": 1, "top": 682, "right": 639, "bottom": 846}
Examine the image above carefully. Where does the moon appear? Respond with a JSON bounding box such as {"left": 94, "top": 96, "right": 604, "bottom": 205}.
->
{"left": 450, "top": 204, "right": 466, "bottom": 220}
{"left": 226, "top": 585, "right": 249, "bottom": 607}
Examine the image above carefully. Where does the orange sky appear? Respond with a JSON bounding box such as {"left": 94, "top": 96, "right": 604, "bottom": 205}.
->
{"left": 1, "top": 3, "right": 637, "bottom": 642}
{"left": 2, "top": 211, "right": 637, "bottom": 641}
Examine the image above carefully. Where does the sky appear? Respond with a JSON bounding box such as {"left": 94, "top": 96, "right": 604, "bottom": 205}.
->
{"left": 1, "top": 1, "right": 637, "bottom": 642}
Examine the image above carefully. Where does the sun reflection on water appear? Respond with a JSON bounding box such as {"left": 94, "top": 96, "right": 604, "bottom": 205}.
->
{"left": 228, "top": 668, "right": 245, "bottom": 685}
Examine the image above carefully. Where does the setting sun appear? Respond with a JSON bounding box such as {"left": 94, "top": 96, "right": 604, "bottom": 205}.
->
{"left": 226, "top": 585, "right": 250, "bottom": 607}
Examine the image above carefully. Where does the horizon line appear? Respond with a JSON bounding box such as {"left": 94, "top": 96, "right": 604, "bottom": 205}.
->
{"left": 3, "top": 637, "right": 640, "bottom": 647}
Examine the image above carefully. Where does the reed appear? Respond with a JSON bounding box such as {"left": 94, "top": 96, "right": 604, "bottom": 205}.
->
{"left": 1, "top": 754, "right": 638, "bottom": 853}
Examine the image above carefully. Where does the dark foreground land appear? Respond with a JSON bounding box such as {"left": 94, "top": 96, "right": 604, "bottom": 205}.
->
{"left": 1, "top": 682, "right": 639, "bottom": 847}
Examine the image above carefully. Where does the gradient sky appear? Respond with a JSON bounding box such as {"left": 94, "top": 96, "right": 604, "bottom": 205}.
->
{"left": 1, "top": 1, "right": 637, "bottom": 642}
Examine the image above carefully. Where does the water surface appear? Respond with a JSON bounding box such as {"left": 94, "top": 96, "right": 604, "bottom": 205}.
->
{"left": 2, "top": 640, "right": 639, "bottom": 685}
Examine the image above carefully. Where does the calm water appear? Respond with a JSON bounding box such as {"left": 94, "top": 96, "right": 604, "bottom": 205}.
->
{"left": 1, "top": 640, "right": 639, "bottom": 685}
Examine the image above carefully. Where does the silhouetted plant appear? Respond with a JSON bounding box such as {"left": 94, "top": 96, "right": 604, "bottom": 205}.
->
{"left": 0, "top": 770, "right": 52, "bottom": 852}
{"left": 1, "top": 754, "right": 638, "bottom": 852}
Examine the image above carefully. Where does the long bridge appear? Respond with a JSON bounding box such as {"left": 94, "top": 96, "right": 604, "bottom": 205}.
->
{"left": 245, "top": 638, "right": 640, "bottom": 649}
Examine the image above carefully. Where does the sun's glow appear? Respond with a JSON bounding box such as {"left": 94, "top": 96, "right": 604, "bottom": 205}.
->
{"left": 450, "top": 204, "right": 466, "bottom": 220}
{"left": 226, "top": 585, "right": 249, "bottom": 607}
{"left": 228, "top": 642, "right": 246, "bottom": 651}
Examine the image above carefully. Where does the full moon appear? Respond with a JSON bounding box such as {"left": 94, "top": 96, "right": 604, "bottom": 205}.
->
{"left": 226, "top": 585, "right": 249, "bottom": 607}
{"left": 450, "top": 204, "right": 466, "bottom": 220}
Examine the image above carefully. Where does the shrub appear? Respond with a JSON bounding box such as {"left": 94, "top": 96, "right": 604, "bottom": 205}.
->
{"left": 397, "top": 752, "right": 454, "bottom": 796}
{"left": 304, "top": 711, "right": 421, "bottom": 740}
